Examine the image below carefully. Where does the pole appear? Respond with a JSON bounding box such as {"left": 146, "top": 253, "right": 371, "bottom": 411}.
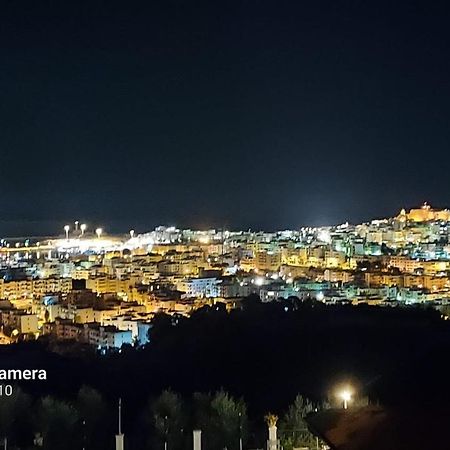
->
{"left": 164, "top": 415, "right": 168, "bottom": 450}
{"left": 118, "top": 398, "right": 122, "bottom": 435}
{"left": 239, "top": 412, "right": 243, "bottom": 450}
{"left": 193, "top": 430, "right": 201, "bottom": 450}
{"left": 82, "top": 419, "right": 86, "bottom": 450}
{"left": 116, "top": 398, "right": 124, "bottom": 450}
{"left": 3, "top": 437, "right": 6, "bottom": 450}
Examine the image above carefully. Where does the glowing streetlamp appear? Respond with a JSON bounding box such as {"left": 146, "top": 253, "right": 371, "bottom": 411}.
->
{"left": 74, "top": 220, "right": 79, "bottom": 231}
{"left": 96, "top": 228, "right": 103, "bottom": 239}
{"left": 130, "top": 229, "right": 135, "bottom": 239}
{"left": 339, "top": 390, "right": 352, "bottom": 410}
{"left": 80, "top": 223, "right": 87, "bottom": 236}
{"left": 64, "top": 225, "right": 70, "bottom": 240}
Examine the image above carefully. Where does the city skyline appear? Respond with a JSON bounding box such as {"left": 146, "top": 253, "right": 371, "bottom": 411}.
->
{"left": 0, "top": 201, "right": 447, "bottom": 238}
{"left": 1, "top": 197, "right": 450, "bottom": 354}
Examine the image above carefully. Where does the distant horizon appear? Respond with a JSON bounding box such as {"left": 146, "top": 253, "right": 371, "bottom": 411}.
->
{"left": 0, "top": 202, "right": 444, "bottom": 238}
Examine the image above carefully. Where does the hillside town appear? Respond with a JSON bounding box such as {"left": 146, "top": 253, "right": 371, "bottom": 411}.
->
{"left": 1, "top": 203, "right": 450, "bottom": 349}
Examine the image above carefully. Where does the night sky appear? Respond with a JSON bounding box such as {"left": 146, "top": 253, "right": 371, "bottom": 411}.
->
{"left": 1, "top": 1, "right": 450, "bottom": 235}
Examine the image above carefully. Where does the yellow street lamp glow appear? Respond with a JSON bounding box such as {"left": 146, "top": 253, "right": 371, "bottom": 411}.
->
{"left": 80, "top": 223, "right": 87, "bottom": 236}
{"left": 339, "top": 389, "right": 352, "bottom": 409}
{"left": 95, "top": 228, "right": 103, "bottom": 239}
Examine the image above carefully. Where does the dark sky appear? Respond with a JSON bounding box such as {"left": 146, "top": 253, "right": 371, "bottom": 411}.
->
{"left": 1, "top": 1, "right": 450, "bottom": 235}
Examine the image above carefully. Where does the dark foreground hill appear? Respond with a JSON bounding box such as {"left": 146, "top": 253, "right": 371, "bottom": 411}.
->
{"left": 2, "top": 300, "right": 450, "bottom": 419}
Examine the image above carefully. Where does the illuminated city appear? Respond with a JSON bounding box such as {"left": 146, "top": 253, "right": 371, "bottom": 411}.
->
{"left": 1, "top": 202, "right": 450, "bottom": 348}
{"left": 3, "top": 1, "right": 450, "bottom": 449}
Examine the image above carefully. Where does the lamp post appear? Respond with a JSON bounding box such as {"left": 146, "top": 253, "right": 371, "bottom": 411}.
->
{"left": 96, "top": 228, "right": 103, "bottom": 239}
{"left": 64, "top": 225, "right": 70, "bottom": 240}
{"left": 80, "top": 223, "right": 87, "bottom": 236}
{"left": 339, "top": 390, "right": 352, "bottom": 410}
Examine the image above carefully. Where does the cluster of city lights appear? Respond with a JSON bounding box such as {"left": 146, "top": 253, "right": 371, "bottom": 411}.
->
{"left": 62, "top": 222, "right": 100, "bottom": 239}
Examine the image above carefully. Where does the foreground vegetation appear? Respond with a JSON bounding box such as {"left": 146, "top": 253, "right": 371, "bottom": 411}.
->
{"left": 0, "top": 386, "right": 324, "bottom": 450}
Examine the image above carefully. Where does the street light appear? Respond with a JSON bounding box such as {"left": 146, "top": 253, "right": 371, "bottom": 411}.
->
{"left": 80, "top": 223, "right": 87, "bottom": 236}
{"left": 130, "top": 229, "right": 135, "bottom": 239}
{"left": 339, "top": 389, "right": 352, "bottom": 410}
{"left": 96, "top": 228, "right": 103, "bottom": 239}
{"left": 74, "top": 221, "right": 79, "bottom": 231}
{"left": 64, "top": 225, "right": 70, "bottom": 240}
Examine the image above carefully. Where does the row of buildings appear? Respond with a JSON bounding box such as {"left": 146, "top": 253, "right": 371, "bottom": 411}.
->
{"left": 2, "top": 203, "right": 450, "bottom": 347}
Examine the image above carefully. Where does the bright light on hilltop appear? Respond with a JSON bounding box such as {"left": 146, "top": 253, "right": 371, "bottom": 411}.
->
{"left": 336, "top": 386, "right": 354, "bottom": 409}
